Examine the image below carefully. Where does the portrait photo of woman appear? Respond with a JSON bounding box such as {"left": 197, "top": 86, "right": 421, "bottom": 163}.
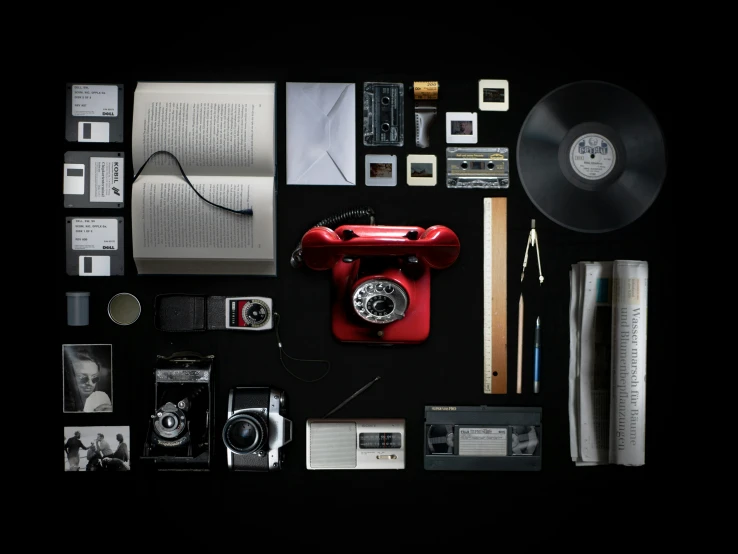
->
{"left": 63, "top": 344, "right": 113, "bottom": 413}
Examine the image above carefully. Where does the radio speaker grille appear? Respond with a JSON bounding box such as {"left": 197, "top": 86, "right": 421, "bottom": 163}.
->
{"left": 309, "top": 422, "right": 357, "bottom": 468}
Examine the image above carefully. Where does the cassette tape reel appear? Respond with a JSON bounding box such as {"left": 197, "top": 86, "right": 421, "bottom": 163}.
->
{"left": 363, "top": 82, "right": 404, "bottom": 147}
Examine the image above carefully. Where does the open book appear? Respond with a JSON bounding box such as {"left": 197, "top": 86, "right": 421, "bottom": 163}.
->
{"left": 131, "top": 82, "right": 276, "bottom": 275}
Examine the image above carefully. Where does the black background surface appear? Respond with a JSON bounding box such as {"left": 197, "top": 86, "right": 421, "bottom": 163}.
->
{"left": 59, "top": 35, "right": 674, "bottom": 513}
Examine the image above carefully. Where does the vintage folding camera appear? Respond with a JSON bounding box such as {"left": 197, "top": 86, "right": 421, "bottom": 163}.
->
{"left": 141, "top": 352, "right": 214, "bottom": 470}
{"left": 295, "top": 219, "right": 460, "bottom": 344}
{"left": 222, "top": 386, "right": 292, "bottom": 471}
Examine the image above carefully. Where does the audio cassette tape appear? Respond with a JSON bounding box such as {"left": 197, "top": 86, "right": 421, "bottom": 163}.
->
{"left": 446, "top": 147, "right": 509, "bottom": 189}
{"left": 363, "top": 82, "right": 404, "bottom": 146}
{"left": 424, "top": 406, "right": 541, "bottom": 471}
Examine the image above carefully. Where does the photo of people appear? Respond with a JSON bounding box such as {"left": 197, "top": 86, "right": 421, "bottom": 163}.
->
{"left": 64, "top": 426, "right": 130, "bottom": 471}
{"left": 451, "top": 120, "right": 473, "bottom": 135}
{"left": 411, "top": 163, "right": 433, "bottom": 178}
{"left": 63, "top": 344, "right": 113, "bottom": 413}
{"left": 370, "top": 163, "right": 393, "bottom": 178}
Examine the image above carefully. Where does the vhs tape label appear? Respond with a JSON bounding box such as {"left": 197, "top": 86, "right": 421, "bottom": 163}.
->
{"left": 459, "top": 427, "right": 507, "bottom": 457}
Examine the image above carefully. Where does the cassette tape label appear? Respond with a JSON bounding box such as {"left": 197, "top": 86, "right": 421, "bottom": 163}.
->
{"left": 71, "top": 218, "right": 119, "bottom": 251}
{"left": 90, "top": 157, "right": 124, "bottom": 203}
{"left": 447, "top": 147, "right": 509, "bottom": 188}
{"left": 71, "top": 85, "right": 118, "bottom": 117}
{"left": 459, "top": 427, "right": 507, "bottom": 456}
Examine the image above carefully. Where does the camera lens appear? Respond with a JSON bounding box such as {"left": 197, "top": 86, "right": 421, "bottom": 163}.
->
{"left": 223, "top": 413, "right": 266, "bottom": 455}
{"left": 153, "top": 402, "right": 187, "bottom": 440}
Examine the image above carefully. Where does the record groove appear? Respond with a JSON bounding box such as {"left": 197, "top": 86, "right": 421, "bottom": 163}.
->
{"left": 516, "top": 80, "right": 666, "bottom": 233}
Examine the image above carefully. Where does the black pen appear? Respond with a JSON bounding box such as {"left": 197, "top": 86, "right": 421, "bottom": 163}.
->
{"left": 534, "top": 317, "right": 541, "bottom": 393}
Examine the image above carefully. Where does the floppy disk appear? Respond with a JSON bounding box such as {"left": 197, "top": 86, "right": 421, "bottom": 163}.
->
{"left": 65, "top": 83, "right": 124, "bottom": 143}
{"left": 63, "top": 151, "right": 124, "bottom": 208}
{"left": 65, "top": 217, "right": 124, "bottom": 276}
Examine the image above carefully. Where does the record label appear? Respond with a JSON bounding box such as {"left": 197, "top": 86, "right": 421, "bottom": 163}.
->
{"left": 569, "top": 133, "right": 616, "bottom": 180}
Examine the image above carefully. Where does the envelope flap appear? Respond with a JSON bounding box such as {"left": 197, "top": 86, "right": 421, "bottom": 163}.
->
{"left": 286, "top": 82, "right": 356, "bottom": 186}
{"left": 326, "top": 87, "right": 356, "bottom": 182}
{"left": 299, "top": 83, "right": 351, "bottom": 115}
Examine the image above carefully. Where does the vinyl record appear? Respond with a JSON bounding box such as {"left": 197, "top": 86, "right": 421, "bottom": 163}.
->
{"left": 516, "top": 80, "right": 666, "bottom": 233}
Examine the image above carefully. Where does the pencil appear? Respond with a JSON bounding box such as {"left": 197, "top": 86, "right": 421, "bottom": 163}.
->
{"left": 517, "top": 292, "right": 523, "bottom": 394}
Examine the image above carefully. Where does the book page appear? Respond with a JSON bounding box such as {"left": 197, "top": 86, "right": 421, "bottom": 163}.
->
{"left": 131, "top": 175, "right": 275, "bottom": 275}
{"left": 131, "top": 82, "right": 275, "bottom": 177}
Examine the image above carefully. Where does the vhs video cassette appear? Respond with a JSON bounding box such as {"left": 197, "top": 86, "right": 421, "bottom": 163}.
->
{"left": 424, "top": 405, "right": 541, "bottom": 471}
{"left": 363, "top": 82, "right": 404, "bottom": 147}
{"left": 446, "top": 147, "right": 509, "bottom": 189}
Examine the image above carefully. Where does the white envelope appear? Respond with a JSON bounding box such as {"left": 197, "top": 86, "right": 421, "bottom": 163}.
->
{"left": 286, "top": 82, "right": 356, "bottom": 186}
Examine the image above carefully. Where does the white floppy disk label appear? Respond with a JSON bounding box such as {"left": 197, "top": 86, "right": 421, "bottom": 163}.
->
{"left": 90, "top": 157, "right": 123, "bottom": 202}
{"left": 458, "top": 427, "right": 507, "bottom": 456}
{"left": 71, "top": 85, "right": 118, "bottom": 117}
{"left": 71, "top": 218, "right": 118, "bottom": 251}
{"left": 63, "top": 163, "right": 85, "bottom": 195}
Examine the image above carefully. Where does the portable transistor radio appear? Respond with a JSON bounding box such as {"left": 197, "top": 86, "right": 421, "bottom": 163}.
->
{"left": 306, "top": 418, "right": 405, "bottom": 470}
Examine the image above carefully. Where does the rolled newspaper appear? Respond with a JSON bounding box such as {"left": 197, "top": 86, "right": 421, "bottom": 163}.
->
{"left": 609, "top": 260, "right": 648, "bottom": 466}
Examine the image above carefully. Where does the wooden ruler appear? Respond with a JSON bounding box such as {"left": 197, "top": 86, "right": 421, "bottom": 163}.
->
{"left": 483, "top": 198, "right": 507, "bottom": 394}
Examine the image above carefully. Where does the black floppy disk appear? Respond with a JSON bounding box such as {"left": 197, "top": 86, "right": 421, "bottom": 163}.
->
{"left": 65, "top": 83, "right": 124, "bottom": 143}
{"left": 65, "top": 217, "right": 124, "bottom": 276}
{"left": 63, "top": 151, "right": 124, "bottom": 208}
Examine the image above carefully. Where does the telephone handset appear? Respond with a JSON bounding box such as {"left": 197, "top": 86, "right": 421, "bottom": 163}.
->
{"left": 294, "top": 211, "right": 460, "bottom": 344}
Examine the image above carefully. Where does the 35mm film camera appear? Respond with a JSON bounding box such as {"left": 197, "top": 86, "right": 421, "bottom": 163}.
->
{"left": 223, "top": 387, "right": 292, "bottom": 471}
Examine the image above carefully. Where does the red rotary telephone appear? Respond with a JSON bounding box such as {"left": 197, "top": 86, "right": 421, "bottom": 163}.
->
{"left": 295, "top": 213, "right": 460, "bottom": 344}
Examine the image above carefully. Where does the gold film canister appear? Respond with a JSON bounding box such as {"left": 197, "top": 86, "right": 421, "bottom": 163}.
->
{"left": 413, "top": 81, "right": 439, "bottom": 100}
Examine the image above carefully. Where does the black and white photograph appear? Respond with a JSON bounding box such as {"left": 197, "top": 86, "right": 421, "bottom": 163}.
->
{"left": 64, "top": 426, "right": 130, "bottom": 471}
{"left": 63, "top": 344, "right": 113, "bottom": 413}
